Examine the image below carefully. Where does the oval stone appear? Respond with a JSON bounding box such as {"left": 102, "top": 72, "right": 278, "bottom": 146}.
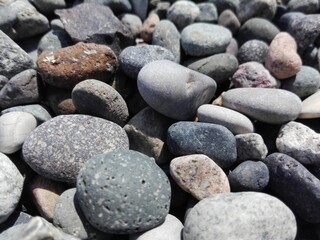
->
{"left": 299, "top": 90, "right": 320, "bottom": 119}
{"left": 22, "top": 115, "right": 129, "bottom": 183}
{"left": 137, "top": 60, "right": 216, "bottom": 120}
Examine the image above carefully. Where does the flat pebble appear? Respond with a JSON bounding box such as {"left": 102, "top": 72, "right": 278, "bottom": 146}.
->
{"left": 181, "top": 23, "right": 232, "bottom": 57}
{"left": 276, "top": 121, "right": 320, "bottom": 165}
{"left": 170, "top": 154, "right": 230, "bottom": 200}
{"left": 140, "top": 12, "right": 160, "bottom": 43}
{"left": 167, "top": 121, "right": 237, "bottom": 168}
{"left": 197, "top": 104, "right": 254, "bottom": 134}
{"left": 299, "top": 90, "right": 320, "bottom": 119}
{"left": 0, "top": 152, "right": 24, "bottom": 224}
{"left": 237, "top": 40, "right": 269, "bottom": 64}
{"left": 22, "top": 114, "right": 129, "bottom": 183}
{"left": 120, "top": 14, "right": 142, "bottom": 38}
{"left": 137, "top": 60, "right": 216, "bottom": 120}
{"left": 221, "top": 88, "right": 302, "bottom": 124}
{"left": 218, "top": 9, "right": 241, "bottom": 34}
{"left": 265, "top": 153, "right": 320, "bottom": 223}
{"left": 195, "top": 3, "right": 218, "bottom": 23}
{"left": 237, "top": 0, "right": 277, "bottom": 23}
{"left": 228, "top": 161, "right": 269, "bottom": 192}
{"left": 183, "top": 192, "right": 297, "bottom": 240}
{"left": 76, "top": 150, "right": 171, "bottom": 234}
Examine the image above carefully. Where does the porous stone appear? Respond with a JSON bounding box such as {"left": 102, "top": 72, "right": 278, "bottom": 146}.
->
{"left": 37, "top": 42, "right": 118, "bottom": 89}
{"left": 276, "top": 121, "right": 320, "bottom": 165}
{"left": 237, "top": 0, "right": 277, "bottom": 23}
{"left": 76, "top": 150, "right": 171, "bottom": 234}
{"left": 265, "top": 32, "right": 302, "bottom": 79}
{"left": 137, "top": 60, "right": 216, "bottom": 120}
{"left": 195, "top": 3, "right": 218, "bottom": 23}
{"left": 221, "top": 88, "right": 302, "bottom": 124}
{"left": 265, "top": 153, "right": 320, "bottom": 223}
{"left": 0, "top": 112, "right": 37, "bottom": 154}
{"left": 217, "top": 9, "right": 240, "bottom": 34}
{"left": 237, "top": 40, "right": 269, "bottom": 64}
{"left": 181, "top": 23, "right": 232, "bottom": 57}
{"left": 83, "top": 0, "right": 132, "bottom": 14}
{"left": 0, "top": 69, "right": 40, "bottom": 109}
{"left": 231, "top": 61, "right": 279, "bottom": 88}
{"left": 167, "top": 121, "right": 237, "bottom": 168}
{"left": 38, "top": 30, "right": 73, "bottom": 55}
{"left": 72, "top": 79, "right": 129, "bottom": 126}
{"left": 228, "top": 161, "right": 269, "bottom": 192}
{"left": 22, "top": 114, "right": 129, "bottom": 183}
{"left": 170, "top": 154, "right": 230, "bottom": 200}
{"left": 29, "top": 0, "right": 67, "bottom": 14}
{"left": 140, "top": 12, "right": 160, "bottom": 43}
{"left": 183, "top": 192, "right": 297, "bottom": 240}
{"left": 0, "top": 152, "right": 24, "bottom": 224}
{"left": 299, "top": 90, "right": 320, "bottom": 119}
{"left": 119, "top": 45, "right": 175, "bottom": 79}
{"left": 120, "top": 13, "right": 142, "bottom": 38}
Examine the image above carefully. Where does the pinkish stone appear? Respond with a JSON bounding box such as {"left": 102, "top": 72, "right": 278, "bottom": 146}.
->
{"left": 140, "top": 12, "right": 160, "bottom": 43}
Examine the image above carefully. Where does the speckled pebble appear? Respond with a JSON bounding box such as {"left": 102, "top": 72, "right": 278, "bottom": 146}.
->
{"left": 237, "top": 0, "right": 277, "bottom": 23}
{"left": 195, "top": 3, "right": 218, "bottom": 23}
{"left": 237, "top": 40, "right": 269, "bottom": 64}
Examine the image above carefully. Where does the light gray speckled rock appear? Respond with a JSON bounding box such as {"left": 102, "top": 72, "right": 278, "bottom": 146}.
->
{"left": 237, "top": 40, "right": 269, "bottom": 64}
{"left": 195, "top": 3, "right": 218, "bottom": 23}
{"left": 76, "top": 150, "right": 171, "bottom": 234}
{"left": 22, "top": 114, "right": 129, "bottom": 183}
{"left": 183, "top": 192, "right": 297, "bottom": 240}
{"left": 287, "top": 0, "right": 319, "bottom": 13}
{"left": 0, "top": 152, "right": 24, "bottom": 224}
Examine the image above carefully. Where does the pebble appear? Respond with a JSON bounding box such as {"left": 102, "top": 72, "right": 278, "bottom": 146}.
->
{"left": 50, "top": 18, "right": 65, "bottom": 31}
{"left": 228, "top": 161, "right": 269, "bottom": 192}
{"left": 221, "top": 88, "right": 302, "bottom": 124}
{"left": 140, "top": 12, "right": 160, "bottom": 43}
{"left": 184, "top": 53, "right": 238, "bottom": 85}
{"left": 265, "top": 153, "right": 320, "bottom": 223}
{"left": 235, "top": 133, "right": 268, "bottom": 163}
{"left": 0, "top": 30, "right": 35, "bottom": 79}
{"left": 76, "top": 150, "right": 171, "bottom": 234}
{"left": 209, "top": 0, "right": 240, "bottom": 14}
{"left": 152, "top": 20, "right": 181, "bottom": 63}
{"left": 265, "top": 32, "right": 302, "bottom": 79}
{"left": 37, "top": 30, "right": 73, "bottom": 55}
{"left": 0, "top": 112, "right": 37, "bottom": 154}
{"left": 29, "top": 0, "right": 67, "bottom": 14}
{"left": 83, "top": 0, "right": 132, "bottom": 14}
{"left": 167, "top": 1, "right": 200, "bottom": 30}
{"left": 183, "top": 192, "right": 297, "bottom": 240}
{"left": 197, "top": 104, "right": 254, "bottom": 134}
{"left": 195, "top": 3, "right": 218, "bottom": 23}
{"left": 37, "top": 42, "right": 118, "bottom": 89}
{"left": 276, "top": 121, "right": 320, "bottom": 165}
{"left": 154, "top": 2, "right": 170, "bottom": 19}
{"left": 167, "top": 121, "right": 237, "bottom": 169}
{"left": 45, "top": 86, "right": 77, "bottom": 115}
{"left": 137, "top": 60, "right": 216, "bottom": 120}
{"left": 218, "top": 9, "right": 241, "bottom": 34}
{"left": 287, "top": 0, "right": 319, "bottom": 13}
{"left": 237, "top": 40, "right": 269, "bottom": 64}
{"left": 170, "top": 154, "right": 230, "bottom": 200}
{"left": 120, "top": 14, "right": 142, "bottom": 38}
{"left": 131, "top": 0, "right": 148, "bottom": 20}
{"left": 119, "top": 45, "right": 175, "bottom": 79}
{"left": 231, "top": 61, "right": 279, "bottom": 88}
{"left": 281, "top": 66, "right": 320, "bottom": 98}
{"left": 0, "top": 152, "right": 24, "bottom": 224}
{"left": 225, "top": 38, "right": 239, "bottom": 56}
{"left": 129, "top": 214, "right": 183, "bottom": 240}
{"left": 124, "top": 107, "right": 173, "bottom": 165}
{"left": 237, "top": 0, "right": 277, "bottom": 23}
{"left": 22, "top": 114, "right": 129, "bottom": 183}
{"left": 72, "top": 79, "right": 129, "bottom": 126}
{"left": 181, "top": 23, "right": 232, "bottom": 57}
{"left": 299, "top": 90, "right": 320, "bottom": 119}
{"left": 0, "top": 75, "right": 8, "bottom": 89}
{"left": 0, "top": 69, "right": 40, "bottom": 109}
{"left": 0, "top": 6, "right": 16, "bottom": 33}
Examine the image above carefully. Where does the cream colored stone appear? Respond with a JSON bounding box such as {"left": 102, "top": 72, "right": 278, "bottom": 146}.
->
{"left": 299, "top": 90, "right": 320, "bottom": 119}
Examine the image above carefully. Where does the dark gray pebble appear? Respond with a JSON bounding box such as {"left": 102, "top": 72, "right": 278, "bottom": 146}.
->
{"left": 218, "top": 9, "right": 241, "bottom": 34}
{"left": 237, "top": 40, "right": 269, "bottom": 64}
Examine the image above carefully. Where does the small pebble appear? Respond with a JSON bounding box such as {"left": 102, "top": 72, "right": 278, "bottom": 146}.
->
{"left": 209, "top": 0, "right": 240, "bottom": 13}
{"left": 37, "top": 30, "right": 73, "bottom": 55}
{"left": 195, "top": 3, "right": 218, "bottom": 23}
{"left": 287, "top": 0, "right": 319, "bottom": 13}
{"left": 0, "top": 75, "right": 8, "bottom": 90}
{"left": 299, "top": 91, "right": 320, "bottom": 119}
{"left": 237, "top": 40, "right": 269, "bottom": 64}
{"left": 29, "top": 0, "right": 67, "bottom": 14}
{"left": 83, "top": 0, "right": 132, "bottom": 14}
{"left": 120, "top": 14, "right": 142, "bottom": 38}
{"left": 218, "top": 9, "right": 241, "bottom": 34}
{"left": 140, "top": 12, "right": 160, "bottom": 43}
{"left": 50, "top": 18, "right": 65, "bottom": 30}
{"left": 45, "top": 86, "right": 76, "bottom": 115}
{"left": 237, "top": 0, "right": 277, "bottom": 23}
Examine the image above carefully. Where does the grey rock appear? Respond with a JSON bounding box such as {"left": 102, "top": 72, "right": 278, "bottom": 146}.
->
{"left": 119, "top": 45, "right": 175, "bottom": 79}
{"left": 137, "top": 60, "right": 216, "bottom": 120}
{"left": 167, "top": 121, "right": 237, "bottom": 168}
{"left": 120, "top": 13, "right": 142, "bottom": 38}
{"left": 0, "top": 211, "right": 32, "bottom": 232}
{"left": 228, "top": 161, "right": 269, "bottom": 191}
{"left": 130, "top": 0, "right": 148, "bottom": 20}
{"left": 152, "top": 20, "right": 181, "bottom": 63}
{"left": 0, "top": 6, "right": 16, "bottom": 33}
{"left": 76, "top": 150, "right": 171, "bottom": 234}
{"left": 184, "top": 53, "right": 238, "bottom": 85}
{"left": 0, "top": 30, "right": 35, "bottom": 79}
{"left": 287, "top": 0, "right": 319, "bottom": 14}
{"left": 154, "top": 1, "right": 171, "bottom": 19}
{"left": 0, "top": 152, "right": 24, "bottom": 224}
{"left": 237, "top": 0, "right": 277, "bottom": 23}
{"left": 38, "top": 30, "right": 73, "bottom": 55}
{"left": 299, "top": 90, "right": 320, "bottom": 119}
{"left": 237, "top": 40, "right": 269, "bottom": 64}
{"left": 226, "top": 38, "right": 239, "bottom": 56}
{"left": 29, "top": 0, "right": 67, "bottom": 14}
{"left": 235, "top": 133, "right": 268, "bottom": 163}
{"left": 0, "top": 69, "right": 40, "bottom": 109}
{"left": 181, "top": 23, "right": 232, "bottom": 57}
{"left": 301, "top": 45, "right": 319, "bottom": 71}
{"left": 218, "top": 9, "right": 240, "bottom": 34}
{"left": 83, "top": 0, "right": 132, "bottom": 14}
{"left": 195, "top": 3, "right": 218, "bottom": 23}
{"left": 0, "top": 75, "right": 8, "bottom": 89}
{"left": 276, "top": 121, "right": 320, "bottom": 165}
{"left": 167, "top": 1, "right": 200, "bottom": 30}
{"left": 183, "top": 192, "right": 297, "bottom": 240}
{"left": 50, "top": 18, "right": 65, "bottom": 30}
{"left": 207, "top": 0, "right": 239, "bottom": 13}
{"left": 221, "top": 88, "right": 302, "bottom": 124}
{"left": 22, "top": 114, "right": 129, "bottom": 183}
{"left": 265, "top": 153, "right": 320, "bottom": 223}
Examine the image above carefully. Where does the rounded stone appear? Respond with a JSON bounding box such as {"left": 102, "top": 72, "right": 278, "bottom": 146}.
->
{"left": 22, "top": 114, "right": 129, "bottom": 183}
{"left": 0, "top": 75, "right": 8, "bottom": 90}
{"left": 83, "top": 0, "right": 132, "bottom": 14}
{"left": 72, "top": 79, "right": 129, "bottom": 126}
{"left": 195, "top": 3, "right": 218, "bottom": 23}
{"left": 197, "top": 104, "right": 254, "bottom": 134}
{"left": 167, "top": 121, "right": 237, "bottom": 169}
{"left": 237, "top": 40, "right": 269, "bottom": 64}
{"left": 218, "top": 9, "right": 241, "bottom": 34}
{"left": 228, "top": 161, "right": 269, "bottom": 192}
{"left": 237, "top": 0, "right": 277, "bottom": 23}
{"left": 0, "top": 112, "right": 37, "bottom": 154}
{"left": 137, "top": 60, "right": 216, "bottom": 120}
{"left": 287, "top": 0, "right": 319, "bottom": 13}
{"left": 299, "top": 91, "right": 320, "bottom": 119}
{"left": 76, "top": 150, "right": 171, "bottom": 234}
{"left": 37, "top": 30, "right": 73, "bottom": 55}
{"left": 0, "top": 152, "right": 24, "bottom": 224}
{"left": 183, "top": 192, "right": 297, "bottom": 240}
{"left": 181, "top": 23, "right": 232, "bottom": 57}
{"left": 120, "top": 14, "right": 142, "bottom": 38}
{"left": 140, "top": 12, "right": 160, "bottom": 43}
{"left": 29, "top": 0, "right": 66, "bottom": 14}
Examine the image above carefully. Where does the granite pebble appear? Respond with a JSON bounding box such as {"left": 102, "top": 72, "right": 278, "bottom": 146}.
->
{"left": 237, "top": 0, "right": 277, "bottom": 23}
{"left": 237, "top": 40, "right": 269, "bottom": 64}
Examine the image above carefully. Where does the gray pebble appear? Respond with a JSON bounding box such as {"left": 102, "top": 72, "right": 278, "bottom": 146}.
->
{"left": 237, "top": 0, "right": 277, "bottom": 23}
{"left": 76, "top": 150, "right": 171, "bottom": 234}
{"left": 0, "top": 6, "right": 16, "bottom": 33}
{"left": 0, "top": 211, "right": 32, "bottom": 232}
{"left": 50, "top": 18, "right": 65, "bottom": 30}
{"left": 208, "top": 0, "right": 239, "bottom": 13}
{"left": 120, "top": 14, "right": 142, "bottom": 38}
{"left": 154, "top": 2, "right": 171, "bottom": 19}
{"left": 29, "top": 0, "right": 67, "bottom": 14}
{"left": 218, "top": 9, "right": 241, "bottom": 34}
{"left": 83, "top": 0, "right": 132, "bottom": 14}
{"left": 131, "top": 0, "right": 148, "bottom": 20}
{"left": 287, "top": 0, "right": 319, "bottom": 14}
{"left": 195, "top": 3, "right": 218, "bottom": 23}
{"left": 181, "top": 23, "right": 232, "bottom": 57}
{"left": 119, "top": 45, "right": 175, "bottom": 79}
{"left": 237, "top": 40, "right": 269, "bottom": 64}
{"left": 0, "top": 75, "right": 8, "bottom": 89}
{"left": 226, "top": 38, "right": 239, "bottom": 56}
{"left": 38, "top": 30, "right": 73, "bottom": 55}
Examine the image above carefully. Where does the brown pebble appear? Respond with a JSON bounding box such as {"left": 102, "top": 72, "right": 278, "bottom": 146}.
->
{"left": 140, "top": 12, "right": 160, "bottom": 43}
